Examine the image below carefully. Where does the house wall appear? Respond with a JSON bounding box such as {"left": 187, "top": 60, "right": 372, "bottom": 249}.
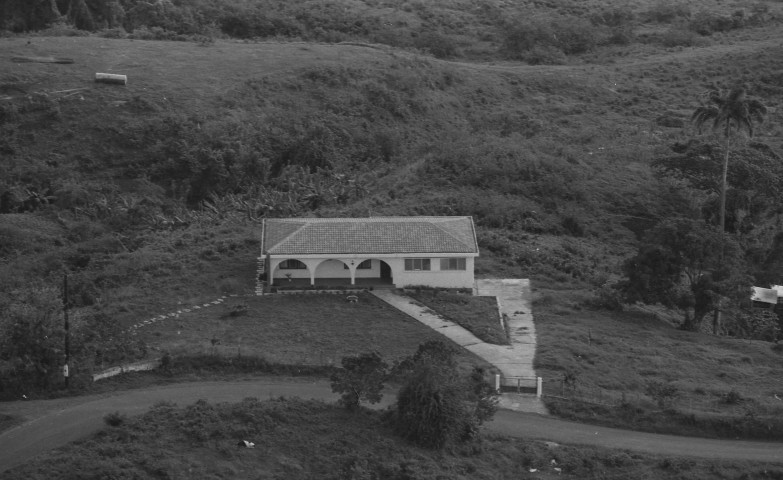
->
{"left": 388, "top": 256, "right": 475, "bottom": 289}
{"left": 354, "top": 260, "right": 382, "bottom": 278}
{"left": 314, "top": 259, "right": 351, "bottom": 279}
{"left": 269, "top": 256, "right": 475, "bottom": 288}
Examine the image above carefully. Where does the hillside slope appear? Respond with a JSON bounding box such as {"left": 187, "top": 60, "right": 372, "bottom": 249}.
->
{"left": 1, "top": 24, "right": 782, "bottom": 379}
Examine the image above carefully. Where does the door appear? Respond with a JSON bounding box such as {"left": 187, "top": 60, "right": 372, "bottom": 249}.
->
{"left": 380, "top": 261, "right": 391, "bottom": 280}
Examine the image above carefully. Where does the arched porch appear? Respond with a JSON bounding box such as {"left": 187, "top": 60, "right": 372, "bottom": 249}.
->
{"left": 269, "top": 257, "right": 394, "bottom": 288}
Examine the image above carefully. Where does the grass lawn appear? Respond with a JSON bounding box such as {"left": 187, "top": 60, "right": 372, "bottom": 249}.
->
{"left": 5, "top": 397, "right": 782, "bottom": 480}
{"left": 533, "top": 290, "right": 783, "bottom": 440}
{"left": 0, "top": 414, "right": 19, "bottom": 433}
{"left": 138, "top": 293, "right": 494, "bottom": 375}
{"left": 406, "top": 290, "right": 508, "bottom": 345}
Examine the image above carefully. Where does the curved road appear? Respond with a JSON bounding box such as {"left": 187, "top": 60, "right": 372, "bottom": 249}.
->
{"left": 0, "top": 378, "right": 781, "bottom": 473}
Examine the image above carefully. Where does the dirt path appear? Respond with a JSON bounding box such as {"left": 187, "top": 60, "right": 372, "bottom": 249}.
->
{"left": 1, "top": 378, "right": 781, "bottom": 473}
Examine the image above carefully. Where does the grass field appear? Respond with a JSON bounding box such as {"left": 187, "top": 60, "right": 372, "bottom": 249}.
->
{"left": 4, "top": 397, "right": 782, "bottom": 480}
{"left": 406, "top": 290, "right": 508, "bottom": 345}
{"left": 138, "top": 293, "right": 494, "bottom": 374}
{"left": 533, "top": 289, "right": 783, "bottom": 439}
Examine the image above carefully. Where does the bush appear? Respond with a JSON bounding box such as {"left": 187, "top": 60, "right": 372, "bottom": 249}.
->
{"left": 388, "top": 341, "right": 497, "bottom": 449}
{"left": 584, "top": 284, "right": 624, "bottom": 311}
{"left": 561, "top": 216, "right": 585, "bottom": 237}
{"left": 605, "top": 27, "right": 635, "bottom": 46}
{"left": 657, "top": 27, "right": 699, "bottom": 48}
{"left": 103, "top": 411, "right": 126, "bottom": 427}
{"left": 643, "top": 2, "right": 691, "bottom": 23}
{"left": 503, "top": 14, "right": 598, "bottom": 59}
{"left": 330, "top": 352, "right": 388, "bottom": 410}
{"left": 413, "top": 32, "right": 458, "bottom": 59}
{"left": 689, "top": 11, "right": 745, "bottom": 35}
{"left": 645, "top": 381, "right": 679, "bottom": 409}
{"left": 590, "top": 6, "right": 635, "bottom": 27}
{"left": 722, "top": 389, "right": 743, "bottom": 405}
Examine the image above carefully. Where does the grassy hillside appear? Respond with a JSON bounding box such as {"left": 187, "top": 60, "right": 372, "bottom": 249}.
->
{"left": 5, "top": 397, "right": 783, "bottom": 479}
{"left": 2, "top": 0, "right": 783, "bottom": 429}
{"left": 534, "top": 299, "right": 783, "bottom": 439}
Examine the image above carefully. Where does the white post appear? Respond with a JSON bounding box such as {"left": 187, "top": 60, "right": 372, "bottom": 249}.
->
{"left": 536, "top": 376, "right": 543, "bottom": 398}
{"left": 495, "top": 374, "right": 501, "bottom": 393}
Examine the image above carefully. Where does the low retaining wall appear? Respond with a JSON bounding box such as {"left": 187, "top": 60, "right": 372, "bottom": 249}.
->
{"left": 92, "top": 358, "right": 162, "bottom": 382}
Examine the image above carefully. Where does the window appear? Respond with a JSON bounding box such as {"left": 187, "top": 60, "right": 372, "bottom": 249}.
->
{"left": 279, "top": 259, "right": 306, "bottom": 270}
{"left": 404, "top": 258, "right": 431, "bottom": 271}
{"left": 440, "top": 258, "right": 466, "bottom": 271}
{"left": 344, "top": 260, "right": 372, "bottom": 270}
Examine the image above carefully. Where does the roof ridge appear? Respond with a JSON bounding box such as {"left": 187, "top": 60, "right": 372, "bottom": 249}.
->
{"left": 267, "top": 220, "right": 307, "bottom": 252}
{"left": 264, "top": 216, "right": 478, "bottom": 255}
{"left": 430, "top": 218, "right": 474, "bottom": 251}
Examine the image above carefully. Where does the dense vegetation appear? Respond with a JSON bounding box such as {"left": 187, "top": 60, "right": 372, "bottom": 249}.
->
{"left": 1, "top": 0, "right": 783, "bottom": 439}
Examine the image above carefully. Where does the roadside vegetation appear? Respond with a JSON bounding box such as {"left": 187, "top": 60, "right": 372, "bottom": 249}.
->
{"left": 2, "top": 0, "right": 783, "bottom": 457}
{"left": 4, "top": 395, "right": 783, "bottom": 480}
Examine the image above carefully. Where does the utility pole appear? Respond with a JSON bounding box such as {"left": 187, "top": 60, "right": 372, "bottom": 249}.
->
{"left": 63, "top": 273, "right": 70, "bottom": 388}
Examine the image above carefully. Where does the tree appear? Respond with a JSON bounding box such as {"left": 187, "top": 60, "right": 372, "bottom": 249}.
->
{"left": 0, "top": 0, "right": 60, "bottom": 31}
{"left": 330, "top": 351, "right": 388, "bottom": 411}
{"left": 619, "top": 218, "right": 750, "bottom": 331}
{"left": 691, "top": 86, "right": 767, "bottom": 234}
{"left": 691, "top": 86, "right": 767, "bottom": 333}
{"left": 653, "top": 140, "right": 783, "bottom": 234}
{"left": 0, "top": 286, "right": 64, "bottom": 394}
{"left": 389, "top": 341, "right": 497, "bottom": 449}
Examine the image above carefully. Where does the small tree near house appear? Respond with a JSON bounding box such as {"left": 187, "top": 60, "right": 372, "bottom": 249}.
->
{"left": 330, "top": 351, "right": 388, "bottom": 411}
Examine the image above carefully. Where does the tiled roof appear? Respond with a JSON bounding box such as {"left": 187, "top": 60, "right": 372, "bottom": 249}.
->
{"left": 263, "top": 217, "right": 478, "bottom": 255}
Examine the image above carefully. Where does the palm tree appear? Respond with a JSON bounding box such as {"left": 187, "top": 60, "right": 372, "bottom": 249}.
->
{"left": 691, "top": 85, "right": 767, "bottom": 234}
{"left": 691, "top": 85, "right": 767, "bottom": 335}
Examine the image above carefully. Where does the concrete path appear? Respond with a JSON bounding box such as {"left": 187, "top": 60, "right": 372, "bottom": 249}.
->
{"left": 372, "top": 281, "right": 547, "bottom": 414}
{"left": 2, "top": 379, "right": 782, "bottom": 473}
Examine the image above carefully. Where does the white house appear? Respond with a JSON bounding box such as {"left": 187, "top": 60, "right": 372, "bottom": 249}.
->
{"left": 259, "top": 216, "right": 479, "bottom": 290}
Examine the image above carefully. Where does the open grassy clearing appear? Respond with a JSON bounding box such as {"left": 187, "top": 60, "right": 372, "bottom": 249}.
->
{"left": 406, "top": 290, "right": 508, "bottom": 345}
{"left": 5, "top": 397, "right": 782, "bottom": 480}
{"left": 533, "top": 288, "right": 783, "bottom": 439}
{"left": 139, "top": 293, "right": 494, "bottom": 375}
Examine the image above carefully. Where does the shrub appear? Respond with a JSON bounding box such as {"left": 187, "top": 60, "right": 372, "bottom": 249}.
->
{"left": 643, "top": 2, "right": 691, "bottom": 23}
{"left": 503, "top": 14, "right": 598, "bottom": 59}
{"left": 606, "top": 27, "right": 635, "bottom": 46}
{"left": 689, "top": 11, "right": 744, "bottom": 35}
{"left": 413, "top": 32, "right": 458, "bottom": 59}
{"left": 722, "top": 389, "right": 743, "bottom": 405}
{"left": 330, "top": 352, "right": 388, "bottom": 410}
{"left": 389, "top": 342, "right": 497, "bottom": 449}
{"left": 584, "top": 284, "right": 624, "bottom": 311}
{"left": 561, "top": 216, "right": 585, "bottom": 237}
{"left": 657, "top": 27, "right": 699, "bottom": 48}
{"left": 645, "top": 381, "right": 679, "bottom": 409}
{"left": 99, "top": 27, "right": 126, "bottom": 38}
{"left": 523, "top": 45, "right": 568, "bottom": 65}
{"left": 103, "top": 411, "right": 127, "bottom": 427}
{"left": 590, "top": 6, "right": 635, "bottom": 27}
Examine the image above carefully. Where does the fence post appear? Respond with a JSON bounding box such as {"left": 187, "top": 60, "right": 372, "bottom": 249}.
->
{"left": 536, "top": 377, "right": 543, "bottom": 398}
{"left": 495, "top": 374, "right": 501, "bottom": 393}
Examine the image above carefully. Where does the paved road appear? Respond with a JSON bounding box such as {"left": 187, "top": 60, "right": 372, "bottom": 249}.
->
{"left": 1, "top": 379, "right": 782, "bottom": 473}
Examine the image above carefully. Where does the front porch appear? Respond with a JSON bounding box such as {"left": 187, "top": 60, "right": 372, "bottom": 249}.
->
{"left": 271, "top": 277, "right": 394, "bottom": 289}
